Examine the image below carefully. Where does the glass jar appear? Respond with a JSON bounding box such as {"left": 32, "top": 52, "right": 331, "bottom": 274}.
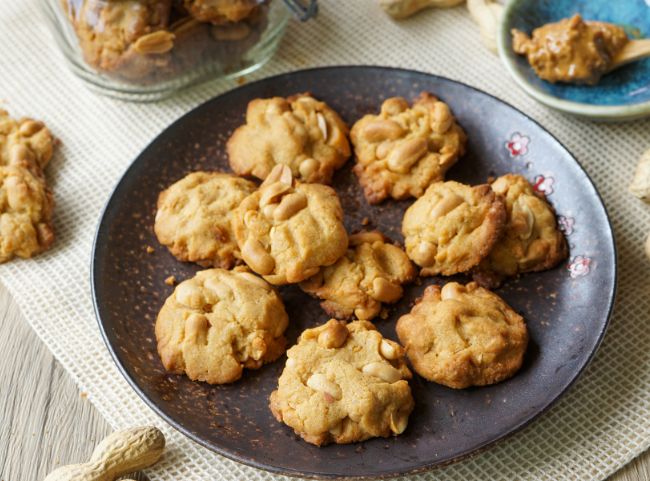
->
{"left": 41, "top": 0, "right": 317, "bottom": 101}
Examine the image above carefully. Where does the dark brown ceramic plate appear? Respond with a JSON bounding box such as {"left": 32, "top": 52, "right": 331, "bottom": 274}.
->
{"left": 91, "top": 66, "right": 617, "bottom": 479}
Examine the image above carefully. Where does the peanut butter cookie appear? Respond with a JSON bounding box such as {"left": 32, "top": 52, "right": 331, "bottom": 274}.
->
{"left": 227, "top": 94, "right": 351, "bottom": 184}
{"left": 183, "top": 0, "right": 260, "bottom": 24}
{"left": 156, "top": 267, "right": 288, "bottom": 384}
{"left": 350, "top": 93, "right": 466, "bottom": 204}
{"left": 63, "top": 0, "right": 174, "bottom": 81}
{"left": 0, "top": 110, "right": 53, "bottom": 173}
{"left": 402, "top": 180, "right": 506, "bottom": 276}
{"left": 154, "top": 172, "right": 256, "bottom": 269}
{"left": 231, "top": 165, "right": 348, "bottom": 285}
{"left": 0, "top": 165, "right": 55, "bottom": 263}
{"left": 396, "top": 282, "right": 528, "bottom": 389}
{"left": 473, "top": 174, "right": 568, "bottom": 287}
{"left": 300, "top": 231, "right": 415, "bottom": 321}
{"left": 270, "top": 319, "right": 414, "bottom": 446}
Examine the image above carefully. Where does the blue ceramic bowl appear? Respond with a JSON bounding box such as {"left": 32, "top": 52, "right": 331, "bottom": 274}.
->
{"left": 498, "top": 0, "right": 650, "bottom": 120}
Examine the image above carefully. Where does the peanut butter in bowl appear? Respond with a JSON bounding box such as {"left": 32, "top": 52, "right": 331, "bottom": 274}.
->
{"left": 511, "top": 14, "right": 628, "bottom": 85}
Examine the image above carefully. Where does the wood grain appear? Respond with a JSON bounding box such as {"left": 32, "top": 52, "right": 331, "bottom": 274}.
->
{"left": 0, "top": 281, "right": 646, "bottom": 481}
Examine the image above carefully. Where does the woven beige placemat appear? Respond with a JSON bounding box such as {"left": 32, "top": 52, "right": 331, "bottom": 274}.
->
{"left": 1, "top": 1, "right": 649, "bottom": 479}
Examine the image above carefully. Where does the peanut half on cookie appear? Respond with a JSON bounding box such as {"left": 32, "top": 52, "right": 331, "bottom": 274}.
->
{"left": 227, "top": 93, "right": 351, "bottom": 184}
{"left": 154, "top": 171, "right": 256, "bottom": 269}
{"left": 402, "top": 180, "right": 506, "bottom": 276}
{"left": 350, "top": 92, "right": 466, "bottom": 204}
{"left": 396, "top": 282, "right": 528, "bottom": 389}
{"left": 156, "top": 268, "right": 289, "bottom": 384}
{"left": 473, "top": 174, "right": 568, "bottom": 288}
{"left": 270, "top": 319, "right": 414, "bottom": 446}
{"left": 300, "top": 231, "right": 416, "bottom": 321}
{"left": 231, "top": 164, "right": 348, "bottom": 285}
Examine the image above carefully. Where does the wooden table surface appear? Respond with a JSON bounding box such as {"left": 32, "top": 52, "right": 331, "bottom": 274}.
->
{"left": 0, "top": 282, "right": 648, "bottom": 481}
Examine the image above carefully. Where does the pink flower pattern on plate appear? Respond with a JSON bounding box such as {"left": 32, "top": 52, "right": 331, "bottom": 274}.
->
{"left": 568, "top": 256, "right": 591, "bottom": 278}
{"left": 505, "top": 132, "right": 530, "bottom": 157}
{"left": 533, "top": 175, "right": 554, "bottom": 195}
{"left": 558, "top": 215, "right": 575, "bottom": 235}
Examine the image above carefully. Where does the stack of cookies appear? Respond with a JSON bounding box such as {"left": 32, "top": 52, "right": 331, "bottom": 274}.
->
{"left": 61, "top": 0, "right": 269, "bottom": 83}
{"left": 152, "top": 91, "right": 568, "bottom": 446}
{"left": 0, "top": 110, "right": 56, "bottom": 263}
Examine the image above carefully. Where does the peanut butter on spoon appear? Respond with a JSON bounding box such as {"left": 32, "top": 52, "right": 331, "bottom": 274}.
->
{"left": 512, "top": 14, "right": 628, "bottom": 85}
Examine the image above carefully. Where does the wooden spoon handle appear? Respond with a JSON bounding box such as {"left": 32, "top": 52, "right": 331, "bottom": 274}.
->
{"left": 611, "top": 38, "right": 650, "bottom": 70}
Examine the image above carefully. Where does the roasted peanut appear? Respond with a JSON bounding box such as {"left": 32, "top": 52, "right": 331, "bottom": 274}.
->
{"left": 371, "top": 277, "right": 402, "bottom": 303}
{"left": 467, "top": 0, "right": 504, "bottom": 53}
{"left": 18, "top": 120, "right": 44, "bottom": 137}
{"left": 389, "top": 412, "right": 408, "bottom": 434}
{"left": 379, "top": 339, "right": 399, "bottom": 360}
{"left": 242, "top": 238, "right": 275, "bottom": 275}
{"left": 318, "top": 320, "right": 349, "bottom": 349}
{"left": 413, "top": 241, "right": 436, "bottom": 266}
{"left": 514, "top": 199, "right": 535, "bottom": 240}
{"left": 236, "top": 271, "right": 270, "bottom": 288}
{"left": 362, "top": 361, "right": 403, "bottom": 383}
{"left": 133, "top": 31, "right": 175, "bottom": 54}
{"left": 630, "top": 149, "right": 650, "bottom": 203}
{"left": 307, "top": 373, "right": 342, "bottom": 400}
{"left": 381, "top": 97, "right": 409, "bottom": 115}
{"left": 299, "top": 158, "right": 319, "bottom": 178}
{"left": 316, "top": 112, "right": 328, "bottom": 141}
{"left": 175, "top": 282, "right": 204, "bottom": 309}
{"left": 431, "top": 102, "right": 453, "bottom": 134}
{"left": 380, "top": 0, "right": 465, "bottom": 19}
{"left": 441, "top": 282, "right": 465, "bottom": 301}
{"left": 44, "top": 426, "right": 165, "bottom": 481}
{"left": 376, "top": 141, "right": 395, "bottom": 159}
{"left": 430, "top": 193, "right": 464, "bottom": 218}
{"left": 387, "top": 137, "right": 428, "bottom": 173}
{"left": 260, "top": 181, "right": 291, "bottom": 207}
{"left": 361, "top": 119, "right": 405, "bottom": 143}
{"left": 273, "top": 192, "right": 308, "bottom": 221}
{"left": 262, "top": 163, "right": 293, "bottom": 187}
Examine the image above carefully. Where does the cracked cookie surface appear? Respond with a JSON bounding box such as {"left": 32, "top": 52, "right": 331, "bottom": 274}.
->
{"left": 154, "top": 171, "right": 256, "bottom": 269}
{"left": 270, "top": 319, "right": 414, "bottom": 446}
{"left": 402, "top": 180, "right": 506, "bottom": 276}
{"left": 0, "top": 165, "right": 55, "bottom": 263}
{"left": 396, "top": 282, "right": 528, "bottom": 389}
{"left": 350, "top": 92, "right": 466, "bottom": 204}
{"left": 227, "top": 94, "right": 351, "bottom": 184}
{"left": 183, "top": 0, "right": 260, "bottom": 24}
{"left": 155, "top": 267, "right": 288, "bottom": 384}
{"left": 63, "top": 0, "right": 174, "bottom": 80}
{"left": 231, "top": 165, "right": 348, "bottom": 285}
{"left": 0, "top": 110, "right": 53, "bottom": 173}
{"left": 300, "top": 231, "right": 415, "bottom": 321}
{"left": 473, "top": 174, "right": 568, "bottom": 287}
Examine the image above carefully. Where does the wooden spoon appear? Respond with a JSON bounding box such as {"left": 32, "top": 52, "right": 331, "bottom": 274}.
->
{"left": 610, "top": 38, "right": 650, "bottom": 71}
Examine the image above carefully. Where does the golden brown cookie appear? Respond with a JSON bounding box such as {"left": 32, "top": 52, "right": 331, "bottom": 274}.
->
{"left": 231, "top": 164, "right": 348, "bottom": 285}
{"left": 300, "top": 231, "right": 415, "bottom": 321}
{"left": 350, "top": 93, "right": 467, "bottom": 204}
{"left": 154, "top": 172, "right": 256, "bottom": 269}
{"left": 402, "top": 180, "right": 506, "bottom": 276}
{"left": 63, "top": 0, "right": 174, "bottom": 80}
{"left": 155, "top": 267, "right": 288, "bottom": 384}
{"left": 227, "top": 93, "right": 351, "bottom": 184}
{"left": 270, "top": 319, "right": 414, "bottom": 446}
{"left": 0, "top": 110, "right": 53, "bottom": 173}
{"left": 0, "top": 165, "right": 55, "bottom": 263}
{"left": 473, "top": 174, "right": 568, "bottom": 287}
{"left": 183, "top": 0, "right": 260, "bottom": 24}
{"left": 396, "top": 282, "right": 528, "bottom": 389}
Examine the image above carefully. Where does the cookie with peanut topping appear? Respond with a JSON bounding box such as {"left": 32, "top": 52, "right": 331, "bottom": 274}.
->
{"left": 231, "top": 164, "right": 348, "bottom": 285}
{"left": 154, "top": 171, "right": 256, "bottom": 269}
{"left": 270, "top": 319, "right": 414, "bottom": 446}
{"left": 396, "top": 282, "right": 528, "bottom": 389}
{"left": 227, "top": 93, "right": 351, "bottom": 184}
{"left": 62, "top": 0, "right": 174, "bottom": 81}
{"left": 183, "top": 0, "right": 260, "bottom": 24}
{"left": 0, "top": 110, "right": 54, "bottom": 174}
{"left": 0, "top": 165, "right": 55, "bottom": 263}
{"left": 402, "top": 180, "right": 506, "bottom": 276}
{"left": 155, "top": 267, "right": 288, "bottom": 384}
{"left": 300, "top": 231, "right": 416, "bottom": 321}
{"left": 472, "top": 174, "right": 568, "bottom": 287}
{"left": 350, "top": 92, "right": 467, "bottom": 204}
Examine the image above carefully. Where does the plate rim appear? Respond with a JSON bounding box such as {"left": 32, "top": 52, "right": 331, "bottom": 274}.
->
{"left": 90, "top": 65, "right": 618, "bottom": 479}
{"left": 497, "top": 0, "right": 650, "bottom": 121}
